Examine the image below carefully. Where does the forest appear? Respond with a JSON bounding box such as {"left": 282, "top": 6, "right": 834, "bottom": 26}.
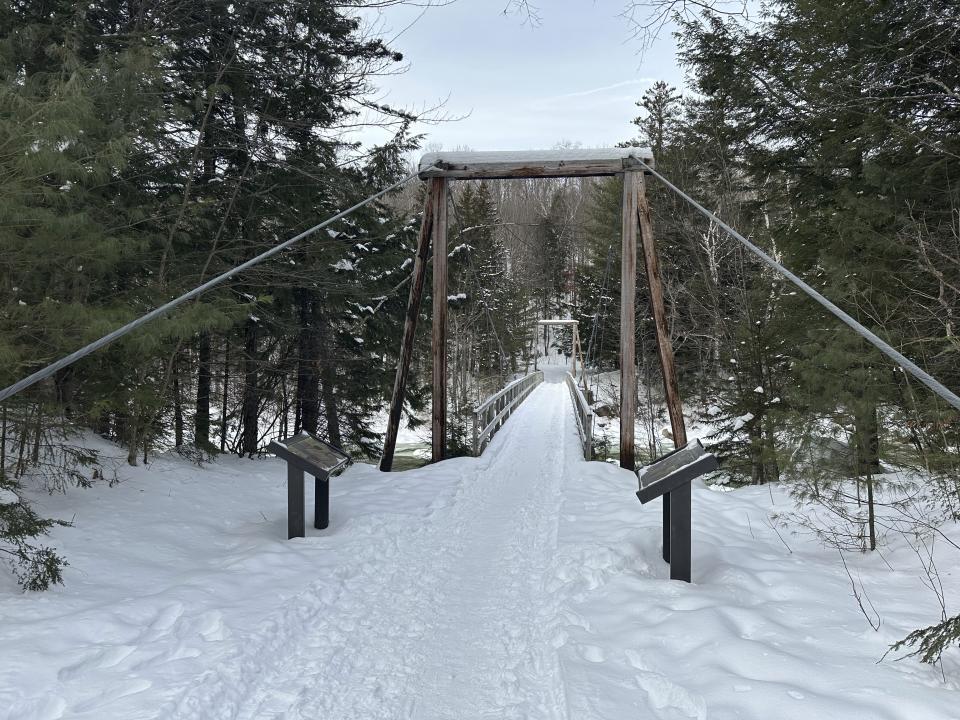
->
{"left": 2, "top": 0, "right": 959, "bottom": 669}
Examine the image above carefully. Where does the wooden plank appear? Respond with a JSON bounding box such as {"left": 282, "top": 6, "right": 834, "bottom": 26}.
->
{"left": 431, "top": 178, "right": 449, "bottom": 462}
{"left": 620, "top": 172, "right": 639, "bottom": 471}
{"left": 379, "top": 183, "right": 437, "bottom": 472}
{"left": 637, "top": 170, "right": 691, "bottom": 581}
{"left": 419, "top": 148, "right": 654, "bottom": 181}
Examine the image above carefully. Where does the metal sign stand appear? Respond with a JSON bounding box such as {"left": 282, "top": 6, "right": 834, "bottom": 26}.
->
{"left": 267, "top": 433, "right": 351, "bottom": 539}
{"left": 636, "top": 440, "right": 718, "bottom": 582}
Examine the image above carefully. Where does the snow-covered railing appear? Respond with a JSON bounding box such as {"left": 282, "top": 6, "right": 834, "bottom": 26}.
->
{"left": 472, "top": 371, "right": 544, "bottom": 456}
{"left": 565, "top": 372, "right": 593, "bottom": 460}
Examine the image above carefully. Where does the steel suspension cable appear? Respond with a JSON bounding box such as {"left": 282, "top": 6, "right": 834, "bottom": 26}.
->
{"left": 637, "top": 160, "right": 960, "bottom": 413}
{"left": 584, "top": 238, "right": 615, "bottom": 377}
{"left": 0, "top": 168, "right": 427, "bottom": 403}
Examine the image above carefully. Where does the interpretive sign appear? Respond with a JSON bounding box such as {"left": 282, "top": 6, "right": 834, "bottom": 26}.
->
{"left": 267, "top": 433, "right": 351, "bottom": 539}
{"left": 636, "top": 440, "right": 718, "bottom": 505}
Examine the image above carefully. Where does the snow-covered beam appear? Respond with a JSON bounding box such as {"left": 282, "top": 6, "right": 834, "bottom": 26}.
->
{"left": 418, "top": 147, "right": 654, "bottom": 180}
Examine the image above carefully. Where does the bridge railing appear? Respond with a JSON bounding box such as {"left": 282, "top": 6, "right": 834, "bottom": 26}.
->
{"left": 565, "top": 372, "right": 593, "bottom": 460}
{"left": 472, "top": 371, "right": 544, "bottom": 456}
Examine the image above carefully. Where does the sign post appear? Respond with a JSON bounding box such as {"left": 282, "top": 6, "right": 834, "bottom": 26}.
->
{"left": 636, "top": 440, "right": 718, "bottom": 582}
{"left": 268, "top": 433, "right": 351, "bottom": 539}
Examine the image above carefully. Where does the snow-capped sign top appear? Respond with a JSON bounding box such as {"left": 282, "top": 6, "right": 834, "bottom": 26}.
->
{"left": 418, "top": 147, "right": 654, "bottom": 180}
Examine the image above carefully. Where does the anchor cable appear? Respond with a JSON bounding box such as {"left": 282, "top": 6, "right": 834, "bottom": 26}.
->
{"left": 0, "top": 167, "right": 426, "bottom": 403}
{"left": 638, "top": 159, "right": 960, "bottom": 413}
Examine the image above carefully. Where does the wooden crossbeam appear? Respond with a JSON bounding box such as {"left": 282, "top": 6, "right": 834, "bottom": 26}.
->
{"left": 419, "top": 148, "right": 654, "bottom": 180}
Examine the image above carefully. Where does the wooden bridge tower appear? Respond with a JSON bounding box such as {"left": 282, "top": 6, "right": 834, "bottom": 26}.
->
{"left": 378, "top": 148, "right": 690, "bottom": 579}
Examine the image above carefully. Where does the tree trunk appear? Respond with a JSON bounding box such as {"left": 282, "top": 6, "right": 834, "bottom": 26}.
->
{"left": 748, "top": 419, "right": 765, "bottom": 484}
{"left": 854, "top": 402, "right": 881, "bottom": 475}
{"left": 220, "top": 335, "right": 229, "bottom": 452}
{"left": 241, "top": 319, "right": 259, "bottom": 457}
{"left": 865, "top": 469, "right": 876, "bottom": 551}
{"left": 763, "top": 415, "right": 780, "bottom": 483}
{"left": 127, "top": 415, "right": 139, "bottom": 467}
{"left": 317, "top": 319, "right": 342, "bottom": 448}
{"left": 1, "top": 403, "right": 6, "bottom": 483}
{"left": 296, "top": 292, "right": 321, "bottom": 435}
{"left": 195, "top": 332, "right": 212, "bottom": 448}
{"left": 173, "top": 354, "right": 184, "bottom": 448}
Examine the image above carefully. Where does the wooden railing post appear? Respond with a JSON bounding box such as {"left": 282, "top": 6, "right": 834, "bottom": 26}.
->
{"left": 472, "top": 411, "right": 479, "bottom": 456}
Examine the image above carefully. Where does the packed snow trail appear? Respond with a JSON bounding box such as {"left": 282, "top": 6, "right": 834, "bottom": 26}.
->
{"left": 166, "top": 373, "right": 579, "bottom": 720}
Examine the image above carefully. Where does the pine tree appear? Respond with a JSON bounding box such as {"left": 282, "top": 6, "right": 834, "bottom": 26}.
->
{"left": 632, "top": 81, "right": 681, "bottom": 157}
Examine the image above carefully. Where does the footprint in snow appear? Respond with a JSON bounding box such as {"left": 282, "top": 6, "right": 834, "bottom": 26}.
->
{"left": 196, "top": 610, "right": 226, "bottom": 642}
{"left": 580, "top": 644, "right": 605, "bottom": 663}
{"left": 143, "top": 601, "right": 185, "bottom": 641}
{"left": 71, "top": 679, "right": 153, "bottom": 713}
{"left": 57, "top": 644, "right": 137, "bottom": 681}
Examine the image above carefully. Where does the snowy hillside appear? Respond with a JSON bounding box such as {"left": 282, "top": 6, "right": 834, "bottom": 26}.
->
{"left": 1, "top": 378, "right": 957, "bottom": 719}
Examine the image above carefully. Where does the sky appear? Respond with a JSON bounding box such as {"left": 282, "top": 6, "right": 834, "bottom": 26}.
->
{"left": 356, "top": 0, "right": 685, "bottom": 152}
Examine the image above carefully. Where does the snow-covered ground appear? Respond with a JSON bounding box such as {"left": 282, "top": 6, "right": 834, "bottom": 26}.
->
{"left": 2, "top": 372, "right": 958, "bottom": 719}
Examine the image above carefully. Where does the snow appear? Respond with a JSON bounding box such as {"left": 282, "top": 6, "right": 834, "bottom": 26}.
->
{"left": 753, "top": 385, "right": 764, "bottom": 393}
{"left": 0, "top": 489, "right": 18, "bottom": 505}
{"left": 331, "top": 259, "right": 355, "bottom": 272}
{"left": 732, "top": 412, "right": 755, "bottom": 431}
{"left": 447, "top": 293, "right": 467, "bottom": 301}
{"left": 1, "top": 380, "right": 958, "bottom": 718}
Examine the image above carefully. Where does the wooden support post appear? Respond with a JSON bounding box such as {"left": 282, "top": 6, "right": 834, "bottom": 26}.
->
{"left": 431, "top": 178, "right": 449, "bottom": 462}
{"left": 572, "top": 326, "right": 577, "bottom": 377}
{"left": 379, "top": 182, "right": 438, "bottom": 471}
{"left": 287, "top": 465, "right": 305, "bottom": 539}
{"left": 637, "top": 172, "right": 691, "bottom": 582}
{"left": 620, "top": 172, "right": 639, "bottom": 472}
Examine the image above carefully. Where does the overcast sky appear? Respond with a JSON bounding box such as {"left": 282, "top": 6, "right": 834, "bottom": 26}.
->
{"left": 357, "top": 1, "right": 685, "bottom": 152}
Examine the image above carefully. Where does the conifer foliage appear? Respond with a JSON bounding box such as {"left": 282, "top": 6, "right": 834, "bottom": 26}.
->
{"left": 0, "top": 1, "right": 421, "bottom": 589}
